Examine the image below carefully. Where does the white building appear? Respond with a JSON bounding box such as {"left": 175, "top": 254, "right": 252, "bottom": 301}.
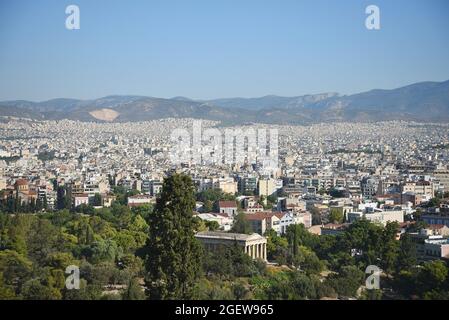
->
{"left": 74, "top": 194, "right": 89, "bottom": 207}
{"left": 196, "top": 213, "right": 234, "bottom": 231}
{"left": 348, "top": 208, "right": 404, "bottom": 225}
{"left": 218, "top": 201, "right": 238, "bottom": 217}
{"left": 127, "top": 194, "right": 154, "bottom": 207}
{"left": 277, "top": 211, "right": 312, "bottom": 234}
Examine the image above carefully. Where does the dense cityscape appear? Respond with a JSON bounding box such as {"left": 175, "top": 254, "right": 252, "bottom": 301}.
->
{"left": 1, "top": 118, "right": 449, "bottom": 300}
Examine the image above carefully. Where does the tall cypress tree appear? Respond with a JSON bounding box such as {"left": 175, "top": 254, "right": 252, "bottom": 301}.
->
{"left": 144, "top": 174, "right": 202, "bottom": 299}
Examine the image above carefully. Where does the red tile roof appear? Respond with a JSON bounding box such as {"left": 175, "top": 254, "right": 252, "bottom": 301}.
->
{"left": 218, "top": 200, "right": 237, "bottom": 208}
{"left": 15, "top": 179, "right": 28, "bottom": 186}
{"left": 245, "top": 212, "right": 284, "bottom": 221}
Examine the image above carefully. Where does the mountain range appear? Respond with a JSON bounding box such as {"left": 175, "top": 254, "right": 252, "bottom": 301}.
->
{"left": 1, "top": 80, "right": 448, "bottom": 124}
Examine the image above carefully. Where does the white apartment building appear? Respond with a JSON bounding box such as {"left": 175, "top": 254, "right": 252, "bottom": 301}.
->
{"left": 74, "top": 194, "right": 89, "bottom": 207}
{"left": 348, "top": 208, "right": 404, "bottom": 225}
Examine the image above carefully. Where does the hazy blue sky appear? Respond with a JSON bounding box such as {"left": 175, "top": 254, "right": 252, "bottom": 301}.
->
{"left": 0, "top": 0, "right": 448, "bottom": 101}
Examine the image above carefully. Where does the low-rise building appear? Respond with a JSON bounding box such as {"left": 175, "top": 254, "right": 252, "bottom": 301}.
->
{"left": 244, "top": 204, "right": 264, "bottom": 213}
{"left": 74, "top": 194, "right": 89, "bottom": 207}
{"left": 410, "top": 232, "right": 449, "bottom": 261}
{"left": 246, "top": 210, "right": 312, "bottom": 235}
{"left": 127, "top": 194, "right": 154, "bottom": 207}
{"left": 218, "top": 200, "right": 237, "bottom": 217}
{"left": 321, "top": 223, "right": 350, "bottom": 236}
{"left": 401, "top": 180, "right": 434, "bottom": 198}
{"left": 423, "top": 237, "right": 449, "bottom": 260}
{"left": 246, "top": 212, "right": 278, "bottom": 235}
{"left": 195, "top": 231, "right": 267, "bottom": 261}
{"left": 196, "top": 213, "right": 233, "bottom": 231}
{"left": 348, "top": 208, "right": 404, "bottom": 225}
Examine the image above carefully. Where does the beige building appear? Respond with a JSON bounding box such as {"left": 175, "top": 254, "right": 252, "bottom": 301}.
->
{"left": 420, "top": 224, "right": 449, "bottom": 237}
{"left": 0, "top": 177, "right": 6, "bottom": 191}
{"left": 195, "top": 231, "right": 267, "bottom": 261}
{"left": 217, "top": 179, "right": 238, "bottom": 195}
{"left": 401, "top": 181, "right": 434, "bottom": 197}
{"left": 258, "top": 178, "right": 276, "bottom": 197}
{"left": 433, "top": 170, "right": 449, "bottom": 193}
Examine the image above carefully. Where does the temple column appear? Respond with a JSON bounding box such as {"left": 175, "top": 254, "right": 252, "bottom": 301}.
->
{"left": 263, "top": 243, "right": 267, "bottom": 261}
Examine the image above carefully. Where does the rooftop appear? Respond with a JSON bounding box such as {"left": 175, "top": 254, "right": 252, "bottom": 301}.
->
{"left": 218, "top": 200, "right": 237, "bottom": 208}
{"left": 195, "top": 231, "right": 265, "bottom": 241}
{"left": 245, "top": 212, "right": 284, "bottom": 221}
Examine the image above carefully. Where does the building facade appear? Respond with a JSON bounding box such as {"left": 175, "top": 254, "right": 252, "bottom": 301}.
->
{"left": 195, "top": 231, "right": 267, "bottom": 261}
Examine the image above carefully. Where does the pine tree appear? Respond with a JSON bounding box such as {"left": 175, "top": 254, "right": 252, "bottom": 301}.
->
{"left": 380, "top": 222, "right": 399, "bottom": 276}
{"left": 231, "top": 211, "right": 252, "bottom": 234}
{"left": 35, "top": 198, "right": 43, "bottom": 212}
{"left": 29, "top": 198, "right": 36, "bottom": 213}
{"left": 43, "top": 196, "right": 48, "bottom": 211}
{"left": 396, "top": 233, "right": 417, "bottom": 274}
{"left": 56, "top": 186, "right": 65, "bottom": 210}
{"left": 144, "top": 174, "right": 202, "bottom": 299}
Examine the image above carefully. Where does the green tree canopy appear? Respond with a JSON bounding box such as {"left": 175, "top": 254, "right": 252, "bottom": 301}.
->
{"left": 231, "top": 212, "right": 253, "bottom": 234}
{"left": 144, "top": 174, "right": 202, "bottom": 299}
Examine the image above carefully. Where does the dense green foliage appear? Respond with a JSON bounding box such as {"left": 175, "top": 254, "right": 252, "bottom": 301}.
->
{"left": 0, "top": 205, "right": 148, "bottom": 300}
{"left": 328, "top": 208, "right": 344, "bottom": 224}
{"left": 196, "top": 189, "right": 236, "bottom": 213}
{"left": 144, "top": 174, "right": 202, "bottom": 299}
{"left": 1, "top": 174, "right": 449, "bottom": 300}
{"left": 231, "top": 212, "right": 253, "bottom": 234}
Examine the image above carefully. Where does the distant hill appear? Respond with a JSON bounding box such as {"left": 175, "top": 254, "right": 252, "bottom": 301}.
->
{"left": 1, "top": 80, "right": 448, "bottom": 124}
{"left": 205, "top": 93, "right": 339, "bottom": 111}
